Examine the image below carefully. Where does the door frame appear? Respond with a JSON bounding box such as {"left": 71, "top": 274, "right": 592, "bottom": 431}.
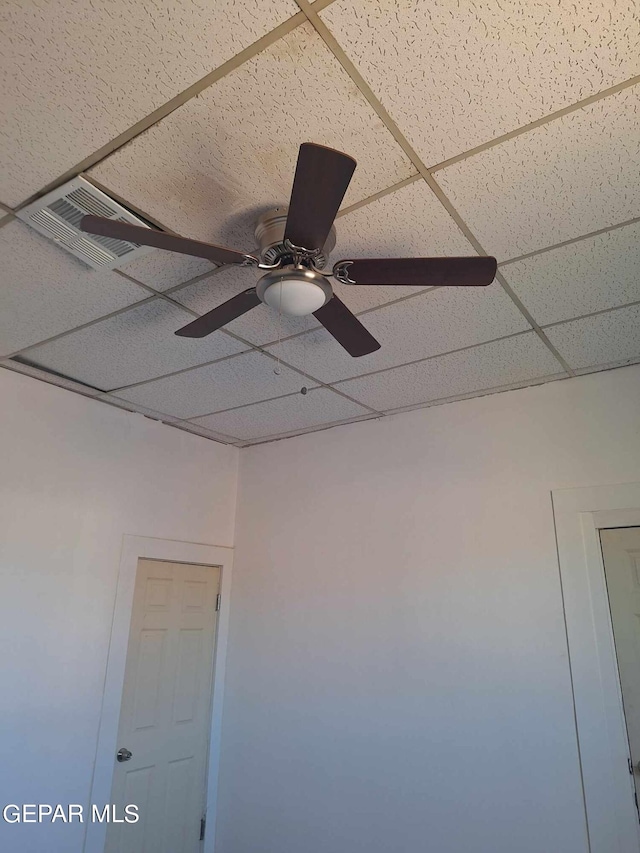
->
{"left": 552, "top": 482, "right": 640, "bottom": 853}
{"left": 84, "top": 534, "right": 234, "bottom": 853}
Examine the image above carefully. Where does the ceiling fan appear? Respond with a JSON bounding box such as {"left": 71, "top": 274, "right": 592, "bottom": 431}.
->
{"left": 81, "top": 143, "right": 497, "bottom": 357}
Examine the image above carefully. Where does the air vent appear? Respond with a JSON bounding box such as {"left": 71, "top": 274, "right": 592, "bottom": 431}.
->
{"left": 16, "top": 176, "right": 156, "bottom": 270}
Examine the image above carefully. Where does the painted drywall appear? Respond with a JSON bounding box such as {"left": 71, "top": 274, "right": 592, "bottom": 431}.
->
{"left": 0, "top": 369, "right": 239, "bottom": 853}
{"left": 220, "top": 363, "right": 640, "bottom": 853}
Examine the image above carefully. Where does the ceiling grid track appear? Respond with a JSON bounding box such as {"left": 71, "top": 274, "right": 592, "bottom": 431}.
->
{"left": 1, "top": 296, "right": 156, "bottom": 361}
{"left": 156, "top": 207, "right": 640, "bottom": 323}
{"left": 13, "top": 14, "right": 307, "bottom": 212}
{"left": 492, "top": 277, "right": 575, "bottom": 374}
{"left": 114, "top": 268, "right": 266, "bottom": 347}
{"left": 3, "top": 0, "right": 638, "bottom": 443}
{"left": 167, "top": 383, "right": 384, "bottom": 425}
{"left": 381, "top": 373, "right": 572, "bottom": 418}
{"left": 5, "top": 288, "right": 631, "bottom": 406}
{"left": 540, "top": 299, "right": 640, "bottom": 330}
{"left": 231, "top": 411, "right": 383, "bottom": 447}
{"left": 102, "top": 293, "right": 626, "bottom": 422}
{"left": 113, "top": 271, "right": 204, "bottom": 310}
{"left": 113, "top": 278, "right": 281, "bottom": 357}
{"left": 428, "top": 75, "right": 640, "bottom": 174}
{"left": 328, "top": 329, "right": 535, "bottom": 387}
{"left": 2, "top": 0, "right": 633, "bottom": 364}
{"left": 9, "top": 193, "right": 638, "bottom": 389}
{"left": 105, "top": 344, "right": 384, "bottom": 415}
{"left": 336, "top": 173, "right": 421, "bottom": 217}
{"left": 498, "top": 215, "right": 640, "bottom": 268}
{"left": 293, "top": 0, "right": 580, "bottom": 376}
{"left": 11, "top": 0, "right": 340, "bottom": 215}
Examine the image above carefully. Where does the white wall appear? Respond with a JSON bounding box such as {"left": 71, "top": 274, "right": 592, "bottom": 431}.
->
{"left": 218, "top": 364, "right": 640, "bottom": 853}
{"left": 0, "top": 369, "right": 239, "bottom": 853}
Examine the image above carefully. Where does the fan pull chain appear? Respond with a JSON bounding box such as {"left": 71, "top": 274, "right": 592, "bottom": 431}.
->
{"left": 274, "top": 281, "right": 283, "bottom": 376}
{"left": 300, "top": 314, "right": 308, "bottom": 396}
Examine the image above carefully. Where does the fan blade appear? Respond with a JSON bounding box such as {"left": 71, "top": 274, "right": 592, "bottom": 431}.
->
{"left": 313, "top": 295, "right": 380, "bottom": 358}
{"left": 284, "top": 143, "right": 356, "bottom": 251}
{"left": 175, "top": 289, "right": 261, "bottom": 338}
{"left": 333, "top": 256, "right": 497, "bottom": 287}
{"left": 81, "top": 215, "right": 255, "bottom": 267}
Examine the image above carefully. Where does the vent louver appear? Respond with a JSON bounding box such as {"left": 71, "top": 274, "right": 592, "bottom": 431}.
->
{"left": 16, "top": 176, "right": 155, "bottom": 270}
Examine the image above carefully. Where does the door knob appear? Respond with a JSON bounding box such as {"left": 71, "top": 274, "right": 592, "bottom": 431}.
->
{"left": 117, "top": 747, "right": 133, "bottom": 763}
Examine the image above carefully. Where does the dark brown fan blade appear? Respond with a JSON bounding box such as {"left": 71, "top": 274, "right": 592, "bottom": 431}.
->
{"left": 81, "top": 215, "right": 255, "bottom": 266}
{"left": 334, "top": 256, "right": 497, "bottom": 287}
{"left": 284, "top": 143, "right": 356, "bottom": 251}
{"left": 175, "top": 289, "right": 261, "bottom": 338}
{"left": 313, "top": 295, "right": 380, "bottom": 358}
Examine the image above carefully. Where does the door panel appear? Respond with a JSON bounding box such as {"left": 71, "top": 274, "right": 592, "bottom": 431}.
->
{"left": 132, "top": 629, "right": 167, "bottom": 730}
{"left": 173, "top": 630, "right": 204, "bottom": 724}
{"left": 106, "top": 559, "right": 220, "bottom": 853}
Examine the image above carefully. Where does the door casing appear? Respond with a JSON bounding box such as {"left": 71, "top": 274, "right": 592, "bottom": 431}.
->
{"left": 84, "top": 535, "right": 233, "bottom": 853}
{"left": 553, "top": 482, "right": 640, "bottom": 853}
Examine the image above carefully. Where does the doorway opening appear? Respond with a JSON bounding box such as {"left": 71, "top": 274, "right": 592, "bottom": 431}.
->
{"left": 84, "top": 536, "right": 233, "bottom": 853}
{"left": 106, "top": 559, "right": 221, "bottom": 852}
{"left": 553, "top": 484, "right": 640, "bottom": 853}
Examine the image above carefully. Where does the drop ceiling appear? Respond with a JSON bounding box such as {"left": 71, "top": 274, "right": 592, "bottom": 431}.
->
{"left": 1, "top": 0, "right": 639, "bottom": 446}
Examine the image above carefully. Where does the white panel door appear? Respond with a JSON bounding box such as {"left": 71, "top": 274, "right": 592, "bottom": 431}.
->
{"left": 601, "top": 528, "right": 640, "bottom": 787}
{"left": 106, "top": 558, "right": 220, "bottom": 853}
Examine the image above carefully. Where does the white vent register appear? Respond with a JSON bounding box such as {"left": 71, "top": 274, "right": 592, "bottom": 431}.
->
{"left": 17, "top": 176, "right": 156, "bottom": 270}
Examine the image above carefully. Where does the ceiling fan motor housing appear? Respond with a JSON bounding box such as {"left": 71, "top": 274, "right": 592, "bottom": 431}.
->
{"left": 254, "top": 207, "right": 336, "bottom": 268}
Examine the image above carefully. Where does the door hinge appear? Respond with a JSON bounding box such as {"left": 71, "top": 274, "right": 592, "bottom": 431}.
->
{"left": 629, "top": 757, "right": 634, "bottom": 775}
{"left": 200, "top": 815, "right": 206, "bottom": 841}
{"left": 216, "top": 593, "right": 221, "bottom": 611}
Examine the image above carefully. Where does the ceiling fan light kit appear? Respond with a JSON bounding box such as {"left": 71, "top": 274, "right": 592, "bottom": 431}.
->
{"left": 257, "top": 267, "right": 332, "bottom": 316}
{"left": 81, "top": 143, "right": 497, "bottom": 357}
{"left": 254, "top": 207, "right": 334, "bottom": 316}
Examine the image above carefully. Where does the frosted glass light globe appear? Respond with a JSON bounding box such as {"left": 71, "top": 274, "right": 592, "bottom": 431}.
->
{"left": 262, "top": 278, "right": 327, "bottom": 316}
{"left": 257, "top": 267, "right": 331, "bottom": 316}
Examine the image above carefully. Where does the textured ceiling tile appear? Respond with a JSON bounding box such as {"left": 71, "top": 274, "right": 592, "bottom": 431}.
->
{"left": 0, "top": 221, "right": 149, "bottom": 357}
{"left": 171, "top": 266, "right": 320, "bottom": 345}
{"left": 332, "top": 180, "right": 476, "bottom": 312}
{"left": 191, "top": 387, "right": 369, "bottom": 441}
{"left": 543, "top": 304, "right": 640, "bottom": 370}
{"left": 90, "top": 23, "right": 416, "bottom": 248}
{"left": 121, "top": 250, "right": 216, "bottom": 291}
{"left": 0, "top": 0, "right": 299, "bottom": 205}
{"left": 336, "top": 332, "right": 564, "bottom": 412}
{"left": 501, "top": 222, "right": 640, "bottom": 326}
{"left": 436, "top": 86, "right": 640, "bottom": 260}
{"left": 332, "top": 283, "right": 430, "bottom": 318}
{"left": 25, "top": 299, "right": 246, "bottom": 390}
{"left": 116, "top": 351, "right": 312, "bottom": 419}
{"left": 321, "top": 0, "right": 640, "bottom": 166}
{"left": 268, "top": 283, "right": 529, "bottom": 383}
